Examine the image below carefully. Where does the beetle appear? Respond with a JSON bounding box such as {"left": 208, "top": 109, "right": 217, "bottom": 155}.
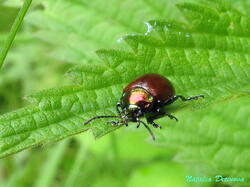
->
{"left": 84, "top": 73, "right": 204, "bottom": 140}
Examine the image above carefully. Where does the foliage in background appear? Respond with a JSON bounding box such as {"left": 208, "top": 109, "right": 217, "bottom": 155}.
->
{"left": 0, "top": 4, "right": 71, "bottom": 113}
{"left": 0, "top": 0, "right": 250, "bottom": 186}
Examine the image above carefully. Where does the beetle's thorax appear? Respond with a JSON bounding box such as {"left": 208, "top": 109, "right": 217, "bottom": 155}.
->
{"left": 121, "top": 87, "right": 154, "bottom": 114}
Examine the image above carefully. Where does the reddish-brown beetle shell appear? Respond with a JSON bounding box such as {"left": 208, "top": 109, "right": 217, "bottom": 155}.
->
{"left": 123, "top": 74, "right": 175, "bottom": 102}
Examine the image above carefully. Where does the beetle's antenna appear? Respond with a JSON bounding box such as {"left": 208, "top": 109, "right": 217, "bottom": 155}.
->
{"left": 139, "top": 120, "right": 156, "bottom": 140}
{"left": 84, "top": 115, "right": 121, "bottom": 125}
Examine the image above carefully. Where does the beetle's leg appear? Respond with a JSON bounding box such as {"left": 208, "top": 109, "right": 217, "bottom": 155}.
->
{"left": 146, "top": 113, "right": 163, "bottom": 129}
{"left": 135, "top": 111, "right": 143, "bottom": 128}
{"left": 164, "top": 112, "right": 178, "bottom": 121}
{"left": 138, "top": 120, "right": 155, "bottom": 140}
{"left": 164, "top": 95, "right": 204, "bottom": 105}
{"left": 116, "top": 102, "right": 122, "bottom": 115}
{"left": 146, "top": 111, "right": 178, "bottom": 128}
{"left": 147, "top": 120, "right": 162, "bottom": 129}
{"left": 136, "top": 119, "right": 141, "bottom": 128}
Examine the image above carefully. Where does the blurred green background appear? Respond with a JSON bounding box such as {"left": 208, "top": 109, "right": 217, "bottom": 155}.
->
{"left": 1, "top": 0, "right": 249, "bottom": 187}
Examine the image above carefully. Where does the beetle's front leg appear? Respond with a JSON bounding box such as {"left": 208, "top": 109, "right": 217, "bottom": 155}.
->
{"left": 116, "top": 102, "right": 122, "bottom": 115}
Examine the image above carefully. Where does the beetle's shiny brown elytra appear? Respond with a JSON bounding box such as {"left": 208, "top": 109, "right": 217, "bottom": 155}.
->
{"left": 122, "top": 74, "right": 175, "bottom": 111}
{"left": 84, "top": 73, "right": 204, "bottom": 140}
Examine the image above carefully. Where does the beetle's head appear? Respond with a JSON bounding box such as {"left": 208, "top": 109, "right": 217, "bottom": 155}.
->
{"left": 120, "top": 88, "right": 153, "bottom": 120}
{"left": 121, "top": 104, "right": 142, "bottom": 121}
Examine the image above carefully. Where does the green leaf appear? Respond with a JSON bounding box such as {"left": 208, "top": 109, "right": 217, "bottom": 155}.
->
{"left": 25, "top": 0, "right": 182, "bottom": 64}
